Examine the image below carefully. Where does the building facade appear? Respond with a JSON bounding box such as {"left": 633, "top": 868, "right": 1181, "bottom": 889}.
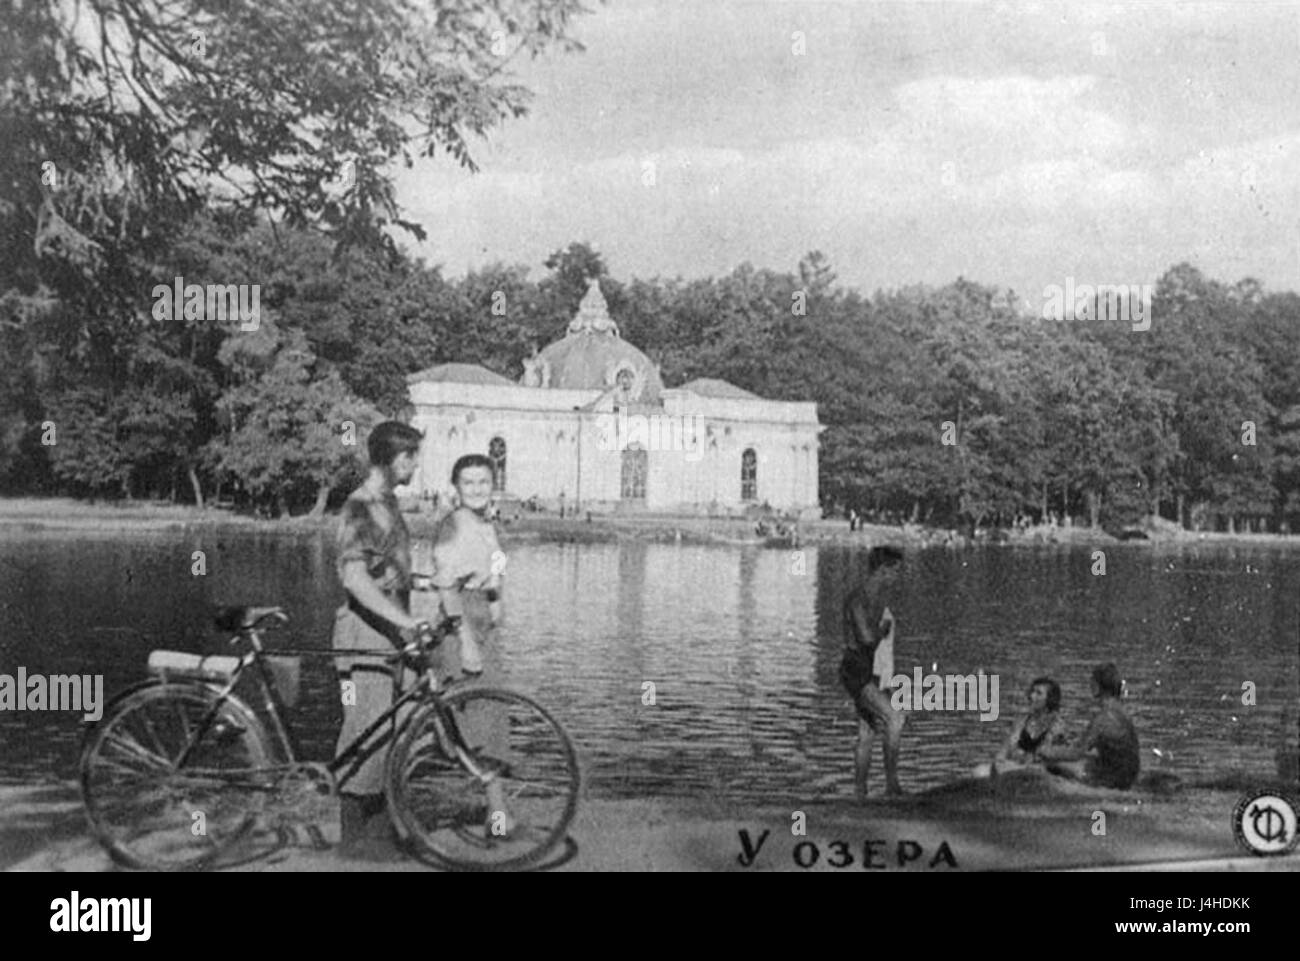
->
{"left": 406, "top": 280, "right": 822, "bottom": 516}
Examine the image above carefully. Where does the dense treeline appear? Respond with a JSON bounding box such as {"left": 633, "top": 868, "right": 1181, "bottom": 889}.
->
{"left": 3, "top": 1, "right": 1298, "bottom": 530}
{"left": 3, "top": 217, "right": 1298, "bottom": 532}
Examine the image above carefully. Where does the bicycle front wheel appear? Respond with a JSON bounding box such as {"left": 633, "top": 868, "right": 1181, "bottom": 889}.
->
{"left": 386, "top": 687, "right": 580, "bottom": 871}
{"left": 80, "top": 683, "right": 272, "bottom": 871}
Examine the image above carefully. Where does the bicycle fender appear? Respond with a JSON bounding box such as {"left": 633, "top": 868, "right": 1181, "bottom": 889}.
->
{"left": 89, "top": 677, "right": 167, "bottom": 723}
{"left": 87, "top": 678, "right": 265, "bottom": 741}
{"left": 92, "top": 677, "right": 239, "bottom": 720}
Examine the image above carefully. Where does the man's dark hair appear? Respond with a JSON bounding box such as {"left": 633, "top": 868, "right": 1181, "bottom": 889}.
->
{"left": 1029, "top": 676, "right": 1062, "bottom": 712}
{"left": 451, "top": 453, "right": 495, "bottom": 486}
{"left": 368, "top": 421, "right": 423, "bottom": 467}
{"left": 866, "top": 545, "right": 905, "bottom": 576}
{"left": 1092, "top": 662, "right": 1123, "bottom": 697}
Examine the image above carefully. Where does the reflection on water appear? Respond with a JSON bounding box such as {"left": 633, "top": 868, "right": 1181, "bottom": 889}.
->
{"left": 1, "top": 528, "right": 1296, "bottom": 803}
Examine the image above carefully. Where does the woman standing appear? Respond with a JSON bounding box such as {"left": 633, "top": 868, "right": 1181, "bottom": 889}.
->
{"left": 432, "top": 453, "right": 512, "bottom": 833}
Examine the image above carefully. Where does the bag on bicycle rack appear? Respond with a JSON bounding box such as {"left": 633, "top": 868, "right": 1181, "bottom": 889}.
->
{"left": 266, "top": 656, "right": 302, "bottom": 709}
{"left": 146, "top": 650, "right": 300, "bottom": 708}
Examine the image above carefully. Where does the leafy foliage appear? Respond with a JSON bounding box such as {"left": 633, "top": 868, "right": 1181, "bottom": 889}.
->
{"left": 4, "top": 4, "right": 1299, "bottom": 528}
{"left": 207, "top": 326, "right": 381, "bottom": 516}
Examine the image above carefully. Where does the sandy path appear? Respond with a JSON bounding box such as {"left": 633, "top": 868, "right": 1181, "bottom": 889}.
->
{"left": 5, "top": 776, "right": 1298, "bottom": 873}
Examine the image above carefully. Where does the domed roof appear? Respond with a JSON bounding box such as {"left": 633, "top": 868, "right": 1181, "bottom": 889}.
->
{"left": 523, "top": 279, "right": 664, "bottom": 405}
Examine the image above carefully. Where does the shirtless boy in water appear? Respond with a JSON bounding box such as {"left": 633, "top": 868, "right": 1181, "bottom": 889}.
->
{"left": 840, "top": 546, "right": 906, "bottom": 800}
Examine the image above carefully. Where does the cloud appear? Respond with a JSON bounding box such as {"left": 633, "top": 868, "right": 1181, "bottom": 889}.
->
{"left": 892, "top": 75, "right": 1131, "bottom": 161}
{"left": 1171, "top": 134, "right": 1300, "bottom": 204}
{"left": 396, "top": 47, "right": 1300, "bottom": 298}
{"left": 574, "top": 146, "right": 748, "bottom": 183}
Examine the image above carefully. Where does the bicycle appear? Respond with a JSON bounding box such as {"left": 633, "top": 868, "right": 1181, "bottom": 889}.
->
{"left": 79, "top": 603, "right": 580, "bottom": 872}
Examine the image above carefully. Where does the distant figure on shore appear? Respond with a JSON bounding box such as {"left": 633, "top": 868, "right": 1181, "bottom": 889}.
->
{"left": 972, "top": 677, "right": 1069, "bottom": 778}
{"left": 849, "top": 508, "right": 859, "bottom": 532}
{"left": 1044, "top": 662, "right": 1140, "bottom": 789}
{"left": 839, "top": 545, "right": 907, "bottom": 800}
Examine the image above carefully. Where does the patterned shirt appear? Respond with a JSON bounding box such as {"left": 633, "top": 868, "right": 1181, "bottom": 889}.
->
{"left": 336, "top": 486, "right": 412, "bottom": 599}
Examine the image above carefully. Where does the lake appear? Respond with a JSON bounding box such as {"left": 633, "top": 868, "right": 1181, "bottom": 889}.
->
{"left": 1, "top": 526, "right": 1295, "bottom": 803}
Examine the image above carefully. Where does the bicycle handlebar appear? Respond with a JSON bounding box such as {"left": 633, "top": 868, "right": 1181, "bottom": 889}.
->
{"left": 386, "top": 617, "right": 459, "bottom": 668}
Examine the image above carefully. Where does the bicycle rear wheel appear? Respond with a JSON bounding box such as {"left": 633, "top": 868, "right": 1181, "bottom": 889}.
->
{"left": 386, "top": 687, "right": 580, "bottom": 871}
{"left": 80, "top": 683, "right": 272, "bottom": 871}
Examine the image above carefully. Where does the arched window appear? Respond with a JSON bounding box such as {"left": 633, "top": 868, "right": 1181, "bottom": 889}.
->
{"left": 615, "top": 367, "right": 635, "bottom": 403}
{"left": 488, "top": 436, "right": 507, "bottom": 493}
{"left": 741, "top": 448, "right": 758, "bottom": 501}
{"left": 621, "top": 444, "right": 647, "bottom": 501}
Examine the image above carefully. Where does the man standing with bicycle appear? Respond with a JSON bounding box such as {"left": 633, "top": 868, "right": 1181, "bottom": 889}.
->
{"left": 333, "top": 421, "right": 432, "bottom": 850}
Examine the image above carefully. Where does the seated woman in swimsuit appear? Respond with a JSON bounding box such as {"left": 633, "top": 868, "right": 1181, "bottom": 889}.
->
{"left": 973, "top": 677, "right": 1068, "bottom": 777}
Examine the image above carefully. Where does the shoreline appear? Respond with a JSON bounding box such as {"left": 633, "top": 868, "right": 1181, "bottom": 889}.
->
{"left": 2, "top": 497, "right": 1300, "bottom": 550}
{"left": 5, "top": 776, "right": 1297, "bottom": 872}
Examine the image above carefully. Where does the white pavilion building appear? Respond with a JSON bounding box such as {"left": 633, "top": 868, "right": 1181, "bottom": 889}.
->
{"left": 406, "top": 279, "right": 822, "bottom": 517}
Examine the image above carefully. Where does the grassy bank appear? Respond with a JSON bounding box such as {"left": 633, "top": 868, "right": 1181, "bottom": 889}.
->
{"left": 3, "top": 497, "right": 1300, "bottom": 551}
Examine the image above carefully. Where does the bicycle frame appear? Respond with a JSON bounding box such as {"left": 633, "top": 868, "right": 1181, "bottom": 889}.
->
{"left": 171, "top": 622, "right": 496, "bottom": 791}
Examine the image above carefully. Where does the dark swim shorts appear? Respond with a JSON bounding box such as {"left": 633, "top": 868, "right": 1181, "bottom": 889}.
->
{"left": 839, "top": 649, "right": 877, "bottom": 702}
{"left": 840, "top": 651, "right": 902, "bottom": 732}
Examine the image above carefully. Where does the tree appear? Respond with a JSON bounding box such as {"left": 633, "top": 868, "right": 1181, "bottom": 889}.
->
{"left": 1273, "top": 405, "right": 1300, "bottom": 528}
{"left": 454, "top": 262, "right": 549, "bottom": 378}
{"left": 43, "top": 387, "right": 134, "bottom": 498}
{"left": 797, "top": 250, "right": 836, "bottom": 294}
{"left": 1, "top": 0, "right": 593, "bottom": 500}
{"left": 536, "top": 242, "right": 621, "bottom": 345}
{"left": 4, "top": 0, "right": 593, "bottom": 256}
{"left": 1028, "top": 328, "right": 1174, "bottom": 528}
{"left": 208, "top": 326, "right": 381, "bottom": 517}
{"left": 1128, "top": 265, "right": 1275, "bottom": 529}
{"left": 1239, "top": 291, "right": 1300, "bottom": 526}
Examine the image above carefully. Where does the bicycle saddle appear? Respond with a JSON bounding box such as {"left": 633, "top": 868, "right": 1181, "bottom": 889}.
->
{"left": 214, "top": 605, "right": 288, "bottom": 631}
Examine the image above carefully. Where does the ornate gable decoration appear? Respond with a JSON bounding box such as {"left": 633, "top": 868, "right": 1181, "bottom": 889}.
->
{"left": 568, "top": 278, "right": 620, "bottom": 337}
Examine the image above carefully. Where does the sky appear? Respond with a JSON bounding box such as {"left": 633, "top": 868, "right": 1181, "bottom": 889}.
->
{"left": 394, "top": 0, "right": 1300, "bottom": 307}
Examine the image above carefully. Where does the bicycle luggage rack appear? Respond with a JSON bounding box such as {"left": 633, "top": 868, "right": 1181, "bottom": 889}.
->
{"left": 147, "top": 650, "right": 248, "bottom": 684}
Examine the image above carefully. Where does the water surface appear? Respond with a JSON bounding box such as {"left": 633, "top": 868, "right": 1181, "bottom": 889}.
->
{"left": 1, "top": 528, "right": 1295, "bottom": 803}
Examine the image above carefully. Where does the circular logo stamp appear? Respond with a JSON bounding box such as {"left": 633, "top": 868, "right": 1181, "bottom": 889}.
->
{"left": 1232, "top": 790, "right": 1300, "bottom": 856}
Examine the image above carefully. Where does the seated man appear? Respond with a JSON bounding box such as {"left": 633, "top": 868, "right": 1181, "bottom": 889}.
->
{"left": 1043, "top": 662, "right": 1140, "bottom": 790}
{"left": 972, "top": 676, "right": 1069, "bottom": 777}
